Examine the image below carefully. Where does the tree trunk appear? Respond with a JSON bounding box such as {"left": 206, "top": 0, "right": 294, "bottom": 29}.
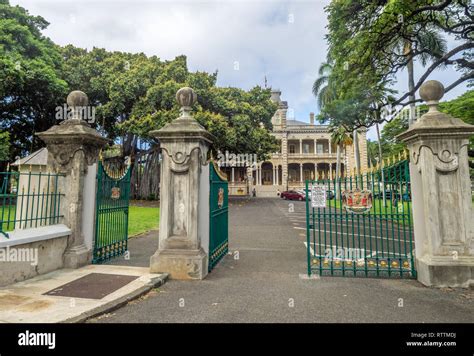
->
{"left": 405, "top": 41, "right": 416, "bottom": 127}
{"left": 353, "top": 130, "right": 361, "bottom": 175}
{"left": 375, "top": 122, "right": 386, "bottom": 207}
{"left": 130, "top": 146, "right": 161, "bottom": 200}
{"left": 335, "top": 144, "right": 341, "bottom": 199}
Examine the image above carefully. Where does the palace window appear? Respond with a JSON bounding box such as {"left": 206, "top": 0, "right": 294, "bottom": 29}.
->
{"left": 303, "top": 143, "right": 310, "bottom": 154}
{"left": 289, "top": 145, "right": 296, "bottom": 154}
{"left": 317, "top": 144, "right": 324, "bottom": 154}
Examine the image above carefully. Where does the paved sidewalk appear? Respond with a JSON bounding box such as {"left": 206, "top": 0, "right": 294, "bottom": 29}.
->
{"left": 0, "top": 265, "right": 167, "bottom": 323}
{"left": 105, "top": 229, "right": 159, "bottom": 267}
{"left": 90, "top": 197, "right": 473, "bottom": 323}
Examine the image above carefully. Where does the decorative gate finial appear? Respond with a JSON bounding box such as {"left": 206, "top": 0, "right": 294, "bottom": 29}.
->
{"left": 419, "top": 80, "right": 444, "bottom": 113}
{"left": 66, "top": 90, "right": 89, "bottom": 123}
{"left": 176, "top": 87, "right": 197, "bottom": 117}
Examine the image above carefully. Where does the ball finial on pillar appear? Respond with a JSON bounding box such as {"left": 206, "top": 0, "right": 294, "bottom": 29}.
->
{"left": 176, "top": 87, "right": 197, "bottom": 117}
{"left": 419, "top": 80, "right": 444, "bottom": 112}
{"left": 66, "top": 90, "right": 89, "bottom": 122}
{"left": 67, "top": 90, "right": 89, "bottom": 108}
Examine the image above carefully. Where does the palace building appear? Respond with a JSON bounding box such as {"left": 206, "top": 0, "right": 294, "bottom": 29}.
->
{"left": 220, "top": 90, "right": 369, "bottom": 197}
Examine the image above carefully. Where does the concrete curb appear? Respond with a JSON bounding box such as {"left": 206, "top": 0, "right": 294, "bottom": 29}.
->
{"left": 63, "top": 273, "right": 169, "bottom": 323}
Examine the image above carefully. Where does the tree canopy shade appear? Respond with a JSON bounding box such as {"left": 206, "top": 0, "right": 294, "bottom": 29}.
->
{"left": 323, "top": 0, "right": 473, "bottom": 129}
{"left": 0, "top": 131, "right": 9, "bottom": 162}
{"left": 0, "top": 0, "right": 68, "bottom": 160}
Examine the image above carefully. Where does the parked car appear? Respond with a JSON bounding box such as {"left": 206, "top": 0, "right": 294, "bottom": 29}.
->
{"left": 297, "top": 189, "right": 309, "bottom": 198}
{"left": 296, "top": 189, "right": 335, "bottom": 200}
{"left": 373, "top": 190, "right": 411, "bottom": 202}
{"left": 280, "top": 190, "right": 305, "bottom": 201}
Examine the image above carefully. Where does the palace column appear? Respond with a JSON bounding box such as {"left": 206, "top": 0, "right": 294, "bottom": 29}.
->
{"left": 398, "top": 80, "right": 474, "bottom": 288}
{"left": 330, "top": 163, "right": 333, "bottom": 179}
{"left": 231, "top": 167, "right": 235, "bottom": 183}
{"left": 299, "top": 163, "right": 303, "bottom": 183}
{"left": 299, "top": 139, "right": 303, "bottom": 155}
{"left": 281, "top": 132, "right": 289, "bottom": 190}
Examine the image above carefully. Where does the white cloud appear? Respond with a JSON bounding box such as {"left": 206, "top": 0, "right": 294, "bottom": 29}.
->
{"left": 12, "top": 0, "right": 469, "bottom": 137}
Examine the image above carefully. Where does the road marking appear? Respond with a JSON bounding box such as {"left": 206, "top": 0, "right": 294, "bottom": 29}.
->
{"left": 285, "top": 217, "right": 413, "bottom": 232}
{"left": 303, "top": 241, "right": 407, "bottom": 257}
{"left": 294, "top": 226, "right": 413, "bottom": 243}
{"left": 306, "top": 218, "right": 411, "bottom": 228}
{"left": 299, "top": 273, "right": 320, "bottom": 280}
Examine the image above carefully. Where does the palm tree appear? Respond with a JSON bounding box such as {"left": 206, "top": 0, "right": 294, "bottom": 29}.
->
{"left": 331, "top": 127, "right": 352, "bottom": 198}
{"left": 314, "top": 61, "right": 361, "bottom": 179}
{"left": 375, "top": 121, "right": 387, "bottom": 207}
{"left": 312, "top": 61, "right": 335, "bottom": 111}
{"left": 401, "top": 28, "right": 447, "bottom": 126}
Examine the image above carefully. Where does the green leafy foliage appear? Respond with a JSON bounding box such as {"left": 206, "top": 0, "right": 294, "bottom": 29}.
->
{"left": 0, "top": 131, "right": 9, "bottom": 161}
{"left": 321, "top": 0, "right": 472, "bottom": 130}
{"left": 380, "top": 90, "right": 474, "bottom": 161}
{"left": 0, "top": 0, "right": 68, "bottom": 159}
{"left": 1, "top": 0, "right": 278, "bottom": 164}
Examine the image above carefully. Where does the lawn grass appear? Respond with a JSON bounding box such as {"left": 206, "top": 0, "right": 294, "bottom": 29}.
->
{"left": 0, "top": 205, "right": 16, "bottom": 233}
{"left": 323, "top": 198, "right": 413, "bottom": 224}
{"left": 3, "top": 203, "right": 159, "bottom": 239}
{"left": 128, "top": 205, "right": 159, "bottom": 237}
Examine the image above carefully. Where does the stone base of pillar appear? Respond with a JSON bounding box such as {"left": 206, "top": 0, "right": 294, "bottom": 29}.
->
{"left": 150, "top": 248, "right": 208, "bottom": 280}
{"left": 416, "top": 256, "right": 474, "bottom": 288}
{"left": 63, "top": 244, "right": 91, "bottom": 269}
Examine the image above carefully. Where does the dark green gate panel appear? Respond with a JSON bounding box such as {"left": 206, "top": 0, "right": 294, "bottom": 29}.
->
{"left": 93, "top": 161, "right": 131, "bottom": 264}
{"left": 209, "top": 161, "right": 228, "bottom": 272}
{"left": 305, "top": 158, "right": 416, "bottom": 279}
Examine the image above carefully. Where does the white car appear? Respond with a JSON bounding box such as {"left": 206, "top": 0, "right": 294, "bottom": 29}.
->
{"left": 297, "top": 189, "right": 311, "bottom": 198}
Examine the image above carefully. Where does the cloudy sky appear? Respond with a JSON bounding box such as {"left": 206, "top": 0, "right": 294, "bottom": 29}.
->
{"left": 12, "top": 0, "right": 468, "bottom": 140}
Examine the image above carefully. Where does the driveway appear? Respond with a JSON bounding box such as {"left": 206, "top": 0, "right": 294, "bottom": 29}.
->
{"left": 89, "top": 197, "right": 473, "bottom": 323}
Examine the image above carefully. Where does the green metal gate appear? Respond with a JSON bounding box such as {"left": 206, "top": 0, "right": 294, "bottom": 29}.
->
{"left": 209, "top": 161, "right": 228, "bottom": 272}
{"left": 93, "top": 160, "right": 131, "bottom": 263}
{"left": 305, "top": 156, "right": 416, "bottom": 279}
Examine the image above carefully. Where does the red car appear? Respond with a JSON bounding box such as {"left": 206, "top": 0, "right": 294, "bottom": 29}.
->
{"left": 280, "top": 190, "right": 305, "bottom": 201}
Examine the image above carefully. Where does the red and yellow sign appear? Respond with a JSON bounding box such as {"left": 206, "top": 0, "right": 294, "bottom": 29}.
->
{"left": 111, "top": 187, "right": 121, "bottom": 200}
{"left": 342, "top": 189, "right": 372, "bottom": 214}
{"left": 217, "top": 187, "right": 224, "bottom": 208}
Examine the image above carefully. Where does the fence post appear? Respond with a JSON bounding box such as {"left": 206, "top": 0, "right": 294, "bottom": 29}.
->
{"left": 37, "top": 90, "right": 108, "bottom": 268}
{"left": 398, "top": 80, "right": 474, "bottom": 287}
{"left": 149, "top": 87, "right": 213, "bottom": 279}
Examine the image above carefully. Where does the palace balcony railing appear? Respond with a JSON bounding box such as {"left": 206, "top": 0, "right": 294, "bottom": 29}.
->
{"left": 287, "top": 152, "right": 337, "bottom": 159}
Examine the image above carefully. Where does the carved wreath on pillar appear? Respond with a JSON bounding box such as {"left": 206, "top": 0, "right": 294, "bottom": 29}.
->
{"left": 161, "top": 146, "right": 208, "bottom": 173}
{"left": 411, "top": 143, "right": 468, "bottom": 174}
{"left": 47, "top": 142, "right": 102, "bottom": 173}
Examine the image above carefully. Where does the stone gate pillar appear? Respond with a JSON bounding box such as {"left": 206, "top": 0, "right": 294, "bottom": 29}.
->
{"left": 150, "top": 87, "right": 213, "bottom": 280}
{"left": 398, "top": 80, "right": 474, "bottom": 288}
{"left": 37, "top": 91, "right": 108, "bottom": 268}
